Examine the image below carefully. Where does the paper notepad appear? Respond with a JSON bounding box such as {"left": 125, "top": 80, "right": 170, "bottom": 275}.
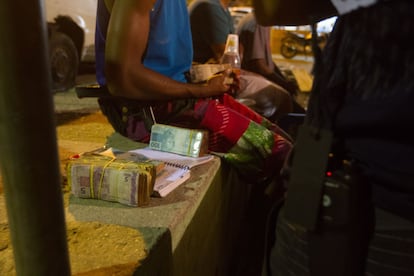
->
{"left": 129, "top": 147, "right": 214, "bottom": 197}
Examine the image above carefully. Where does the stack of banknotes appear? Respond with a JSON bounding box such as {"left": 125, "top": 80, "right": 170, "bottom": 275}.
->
{"left": 149, "top": 124, "right": 209, "bottom": 157}
{"left": 189, "top": 63, "right": 231, "bottom": 83}
{"left": 67, "top": 153, "right": 158, "bottom": 207}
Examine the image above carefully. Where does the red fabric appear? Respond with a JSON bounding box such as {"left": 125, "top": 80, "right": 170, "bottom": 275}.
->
{"left": 120, "top": 94, "right": 291, "bottom": 181}
{"left": 221, "top": 94, "right": 264, "bottom": 125}
{"left": 196, "top": 94, "right": 292, "bottom": 179}
{"left": 199, "top": 98, "right": 251, "bottom": 152}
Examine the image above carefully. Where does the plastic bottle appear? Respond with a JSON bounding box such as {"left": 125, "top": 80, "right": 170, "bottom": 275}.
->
{"left": 220, "top": 34, "right": 241, "bottom": 70}
{"left": 220, "top": 34, "right": 241, "bottom": 95}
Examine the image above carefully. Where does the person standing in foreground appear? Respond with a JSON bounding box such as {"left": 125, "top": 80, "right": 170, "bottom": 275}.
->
{"left": 94, "top": 0, "right": 292, "bottom": 182}
{"left": 254, "top": 0, "right": 414, "bottom": 275}
{"left": 188, "top": 0, "right": 294, "bottom": 122}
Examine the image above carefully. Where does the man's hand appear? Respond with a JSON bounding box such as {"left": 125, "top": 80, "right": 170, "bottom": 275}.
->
{"left": 207, "top": 68, "right": 240, "bottom": 96}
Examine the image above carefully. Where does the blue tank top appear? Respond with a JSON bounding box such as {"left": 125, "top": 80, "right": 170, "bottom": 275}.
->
{"left": 95, "top": 0, "right": 193, "bottom": 86}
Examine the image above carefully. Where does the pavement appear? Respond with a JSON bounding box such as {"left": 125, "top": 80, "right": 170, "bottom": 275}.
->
{"left": 53, "top": 73, "right": 100, "bottom": 113}
{"left": 0, "top": 79, "right": 111, "bottom": 224}
{"left": 54, "top": 89, "right": 100, "bottom": 113}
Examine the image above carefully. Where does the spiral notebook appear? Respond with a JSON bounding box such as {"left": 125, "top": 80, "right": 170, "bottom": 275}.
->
{"left": 129, "top": 147, "right": 214, "bottom": 197}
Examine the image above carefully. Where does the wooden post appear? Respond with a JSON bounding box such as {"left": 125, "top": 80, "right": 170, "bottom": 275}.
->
{"left": 0, "top": 1, "right": 71, "bottom": 275}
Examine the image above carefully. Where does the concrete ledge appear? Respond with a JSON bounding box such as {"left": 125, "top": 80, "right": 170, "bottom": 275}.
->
{"left": 68, "top": 158, "right": 221, "bottom": 251}
{"left": 68, "top": 154, "right": 259, "bottom": 275}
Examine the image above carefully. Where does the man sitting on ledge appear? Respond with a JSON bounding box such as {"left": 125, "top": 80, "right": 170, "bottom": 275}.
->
{"left": 94, "top": 0, "right": 292, "bottom": 182}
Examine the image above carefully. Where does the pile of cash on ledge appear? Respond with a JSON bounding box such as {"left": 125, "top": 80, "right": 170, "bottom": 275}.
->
{"left": 149, "top": 124, "right": 209, "bottom": 157}
{"left": 67, "top": 153, "right": 159, "bottom": 207}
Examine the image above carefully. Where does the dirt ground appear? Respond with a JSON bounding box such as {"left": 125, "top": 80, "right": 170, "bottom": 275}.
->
{"left": 0, "top": 111, "right": 148, "bottom": 275}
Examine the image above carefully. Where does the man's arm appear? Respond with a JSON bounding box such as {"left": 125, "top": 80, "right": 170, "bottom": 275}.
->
{"left": 104, "top": 0, "right": 230, "bottom": 100}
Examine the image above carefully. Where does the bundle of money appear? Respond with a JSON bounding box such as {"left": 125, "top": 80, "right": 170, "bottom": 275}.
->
{"left": 149, "top": 124, "right": 209, "bottom": 157}
{"left": 189, "top": 63, "right": 230, "bottom": 83}
{"left": 67, "top": 154, "right": 157, "bottom": 206}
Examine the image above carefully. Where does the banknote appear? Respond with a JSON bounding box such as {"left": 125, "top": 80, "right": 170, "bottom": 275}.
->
{"left": 189, "top": 63, "right": 231, "bottom": 83}
{"left": 149, "top": 124, "right": 209, "bottom": 157}
{"left": 68, "top": 154, "right": 156, "bottom": 206}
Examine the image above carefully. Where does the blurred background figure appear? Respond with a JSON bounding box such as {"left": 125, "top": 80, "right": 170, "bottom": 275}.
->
{"left": 188, "top": 0, "right": 294, "bottom": 122}
{"left": 236, "top": 12, "right": 305, "bottom": 113}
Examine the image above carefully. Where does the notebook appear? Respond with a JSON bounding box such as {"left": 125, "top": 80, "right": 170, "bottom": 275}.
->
{"left": 128, "top": 147, "right": 214, "bottom": 197}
